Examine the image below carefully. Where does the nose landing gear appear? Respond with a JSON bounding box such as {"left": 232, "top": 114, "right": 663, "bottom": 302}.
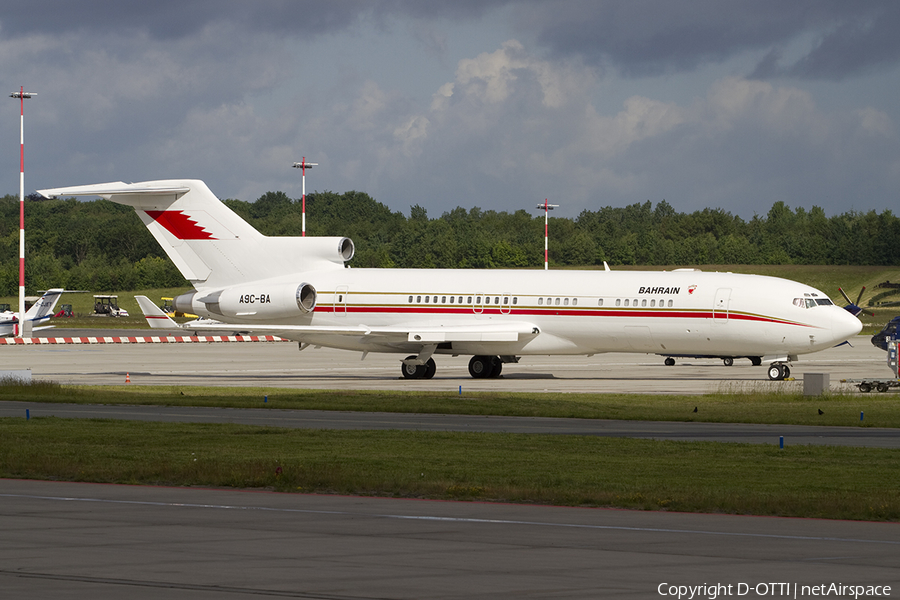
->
{"left": 767, "top": 363, "right": 791, "bottom": 380}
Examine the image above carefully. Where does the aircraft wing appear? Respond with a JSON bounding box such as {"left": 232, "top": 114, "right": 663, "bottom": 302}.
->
{"left": 135, "top": 295, "right": 538, "bottom": 343}
{"left": 177, "top": 320, "right": 540, "bottom": 344}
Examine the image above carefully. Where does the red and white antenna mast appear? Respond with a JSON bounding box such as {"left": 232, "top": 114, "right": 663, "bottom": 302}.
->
{"left": 535, "top": 199, "right": 559, "bottom": 270}
{"left": 10, "top": 87, "right": 35, "bottom": 336}
{"left": 292, "top": 158, "right": 317, "bottom": 237}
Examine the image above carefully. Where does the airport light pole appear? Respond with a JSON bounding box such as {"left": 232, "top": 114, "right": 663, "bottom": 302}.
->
{"left": 10, "top": 87, "right": 35, "bottom": 336}
{"left": 292, "top": 158, "right": 317, "bottom": 237}
{"left": 535, "top": 199, "right": 558, "bottom": 270}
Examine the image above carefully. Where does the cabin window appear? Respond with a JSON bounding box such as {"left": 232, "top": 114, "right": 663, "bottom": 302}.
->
{"left": 555, "top": 298, "right": 561, "bottom": 306}
{"left": 538, "top": 298, "right": 543, "bottom": 306}
{"left": 642, "top": 299, "right": 647, "bottom": 307}
{"left": 572, "top": 298, "right": 577, "bottom": 306}
{"left": 598, "top": 299, "right": 603, "bottom": 306}
{"left": 476, "top": 296, "right": 482, "bottom": 304}
{"left": 816, "top": 298, "right": 833, "bottom": 306}
{"left": 512, "top": 297, "right": 518, "bottom": 305}
{"left": 650, "top": 299, "right": 656, "bottom": 307}
{"left": 424, "top": 296, "right": 429, "bottom": 303}
{"left": 459, "top": 297, "right": 464, "bottom": 304}
{"left": 441, "top": 296, "right": 446, "bottom": 303}
{"left": 494, "top": 297, "right": 499, "bottom": 304}
{"left": 624, "top": 299, "right": 630, "bottom": 307}
{"left": 467, "top": 296, "right": 473, "bottom": 304}
{"left": 615, "top": 299, "right": 621, "bottom": 306}
{"left": 503, "top": 296, "right": 508, "bottom": 304}
{"left": 667, "top": 300, "right": 673, "bottom": 307}
{"left": 564, "top": 298, "right": 569, "bottom": 306}
{"left": 449, "top": 296, "right": 454, "bottom": 304}
{"left": 416, "top": 295, "right": 421, "bottom": 303}
{"left": 408, "top": 296, "right": 413, "bottom": 303}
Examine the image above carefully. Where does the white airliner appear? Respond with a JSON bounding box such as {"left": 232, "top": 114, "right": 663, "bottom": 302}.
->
{"left": 0, "top": 288, "right": 64, "bottom": 337}
{"left": 39, "top": 180, "right": 862, "bottom": 380}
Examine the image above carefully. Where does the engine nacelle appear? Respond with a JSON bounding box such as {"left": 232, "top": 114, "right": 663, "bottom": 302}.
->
{"left": 174, "top": 282, "right": 317, "bottom": 321}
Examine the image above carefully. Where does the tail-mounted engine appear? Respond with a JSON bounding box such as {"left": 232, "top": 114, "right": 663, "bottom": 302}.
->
{"left": 174, "top": 282, "right": 318, "bottom": 321}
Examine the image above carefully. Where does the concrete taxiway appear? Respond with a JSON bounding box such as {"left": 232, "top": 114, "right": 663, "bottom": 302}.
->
{"left": 1, "top": 480, "right": 898, "bottom": 599}
{"left": 3, "top": 401, "right": 898, "bottom": 448}
{"left": 0, "top": 332, "right": 894, "bottom": 394}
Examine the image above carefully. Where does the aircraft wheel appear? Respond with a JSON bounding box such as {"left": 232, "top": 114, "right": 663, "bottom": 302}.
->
{"left": 664, "top": 357, "right": 675, "bottom": 366}
{"left": 489, "top": 356, "right": 503, "bottom": 378}
{"left": 767, "top": 364, "right": 784, "bottom": 381}
{"left": 877, "top": 382, "right": 889, "bottom": 393}
{"left": 723, "top": 357, "right": 734, "bottom": 367}
{"left": 750, "top": 357, "right": 762, "bottom": 366}
{"left": 782, "top": 365, "right": 791, "bottom": 379}
{"left": 424, "top": 358, "right": 436, "bottom": 379}
{"left": 401, "top": 356, "right": 426, "bottom": 379}
{"left": 859, "top": 382, "right": 872, "bottom": 393}
{"left": 468, "top": 355, "right": 491, "bottom": 378}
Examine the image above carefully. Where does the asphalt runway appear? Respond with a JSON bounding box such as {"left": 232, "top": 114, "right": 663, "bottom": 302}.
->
{"left": 2, "top": 480, "right": 898, "bottom": 599}
{"left": 0, "top": 332, "right": 894, "bottom": 394}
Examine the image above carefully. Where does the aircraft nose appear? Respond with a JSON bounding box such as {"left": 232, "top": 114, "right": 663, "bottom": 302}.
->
{"left": 832, "top": 307, "right": 862, "bottom": 343}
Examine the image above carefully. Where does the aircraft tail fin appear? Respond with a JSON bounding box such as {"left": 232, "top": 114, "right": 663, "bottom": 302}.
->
{"left": 39, "top": 180, "right": 354, "bottom": 290}
{"left": 135, "top": 295, "right": 180, "bottom": 329}
{"left": 25, "top": 289, "right": 63, "bottom": 324}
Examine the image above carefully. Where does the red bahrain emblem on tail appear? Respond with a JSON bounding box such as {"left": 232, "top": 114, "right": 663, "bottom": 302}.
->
{"left": 145, "top": 210, "right": 215, "bottom": 240}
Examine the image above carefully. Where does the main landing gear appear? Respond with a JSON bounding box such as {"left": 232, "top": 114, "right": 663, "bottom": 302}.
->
{"left": 401, "top": 356, "right": 436, "bottom": 379}
{"left": 468, "top": 355, "right": 503, "bottom": 379}
{"left": 400, "top": 355, "right": 505, "bottom": 379}
{"left": 767, "top": 363, "right": 791, "bottom": 380}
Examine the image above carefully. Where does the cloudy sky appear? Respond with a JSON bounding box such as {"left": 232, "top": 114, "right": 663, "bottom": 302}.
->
{"left": 2, "top": 1, "right": 899, "bottom": 220}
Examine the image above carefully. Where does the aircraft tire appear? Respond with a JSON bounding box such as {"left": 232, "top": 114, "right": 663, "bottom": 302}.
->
{"left": 489, "top": 356, "right": 502, "bottom": 378}
{"left": 468, "top": 355, "right": 491, "bottom": 378}
{"left": 723, "top": 357, "right": 734, "bottom": 367}
{"left": 767, "top": 364, "right": 784, "bottom": 380}
{"left": 424, "top": 358, "right": 436, "bottom": 379}
{"left": 750, "top": 357, "right": 762, "bottom": 366}
{"left": 664, "top": 357, "right": 675, "bottom": 366}
{"left": 401, "top": 356, "right": 426, "bottom": 379}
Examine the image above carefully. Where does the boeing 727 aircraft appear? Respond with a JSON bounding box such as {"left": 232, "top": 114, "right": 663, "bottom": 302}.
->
{"left": 39, "top": 180, "right": 862, "bottom": 380}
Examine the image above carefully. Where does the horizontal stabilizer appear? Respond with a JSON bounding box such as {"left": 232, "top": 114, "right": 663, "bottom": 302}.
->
{"left": 135, "top": 295, "right": 180, "bottom": 329}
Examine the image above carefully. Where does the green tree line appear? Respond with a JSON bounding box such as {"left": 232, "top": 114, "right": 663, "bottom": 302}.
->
{"left": 1, "top": 191, "right": 897, "bottom": 295}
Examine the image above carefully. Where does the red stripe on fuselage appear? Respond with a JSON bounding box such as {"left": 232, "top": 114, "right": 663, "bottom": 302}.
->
{"left": 312, "top": 305, "right": 814, "bottom": 327}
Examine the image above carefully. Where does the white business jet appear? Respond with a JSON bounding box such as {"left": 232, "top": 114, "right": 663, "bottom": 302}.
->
{"left": 0, "top": 288, "right": 64, "bottom": 337}
{"left": 39, "top": 180, "right": 861, "bottom": 380}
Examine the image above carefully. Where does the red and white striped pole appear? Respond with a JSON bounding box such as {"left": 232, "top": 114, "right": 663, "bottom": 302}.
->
{"left": 535, "top": 199, "right": 559, "bottom": 270}
{"left": 10, "top": 87, "right": 35, "bottom": 336}
{"left": 292, "top": 158, "right": 317, "bottom": 237}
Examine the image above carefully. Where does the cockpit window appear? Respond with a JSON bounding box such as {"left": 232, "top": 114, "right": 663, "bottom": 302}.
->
{"left": 794, "top": 297, "right": 834, "bottom": 308}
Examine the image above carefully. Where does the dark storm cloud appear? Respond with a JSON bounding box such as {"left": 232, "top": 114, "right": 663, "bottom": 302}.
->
{"left": 0, "top": 0, "right": 504, "bottom": 40}
{"left": 9, "top": 1, "right": 898, "bottom": 80}
{"left": 511, "top": 0, "right": 900, "bottom": 79}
